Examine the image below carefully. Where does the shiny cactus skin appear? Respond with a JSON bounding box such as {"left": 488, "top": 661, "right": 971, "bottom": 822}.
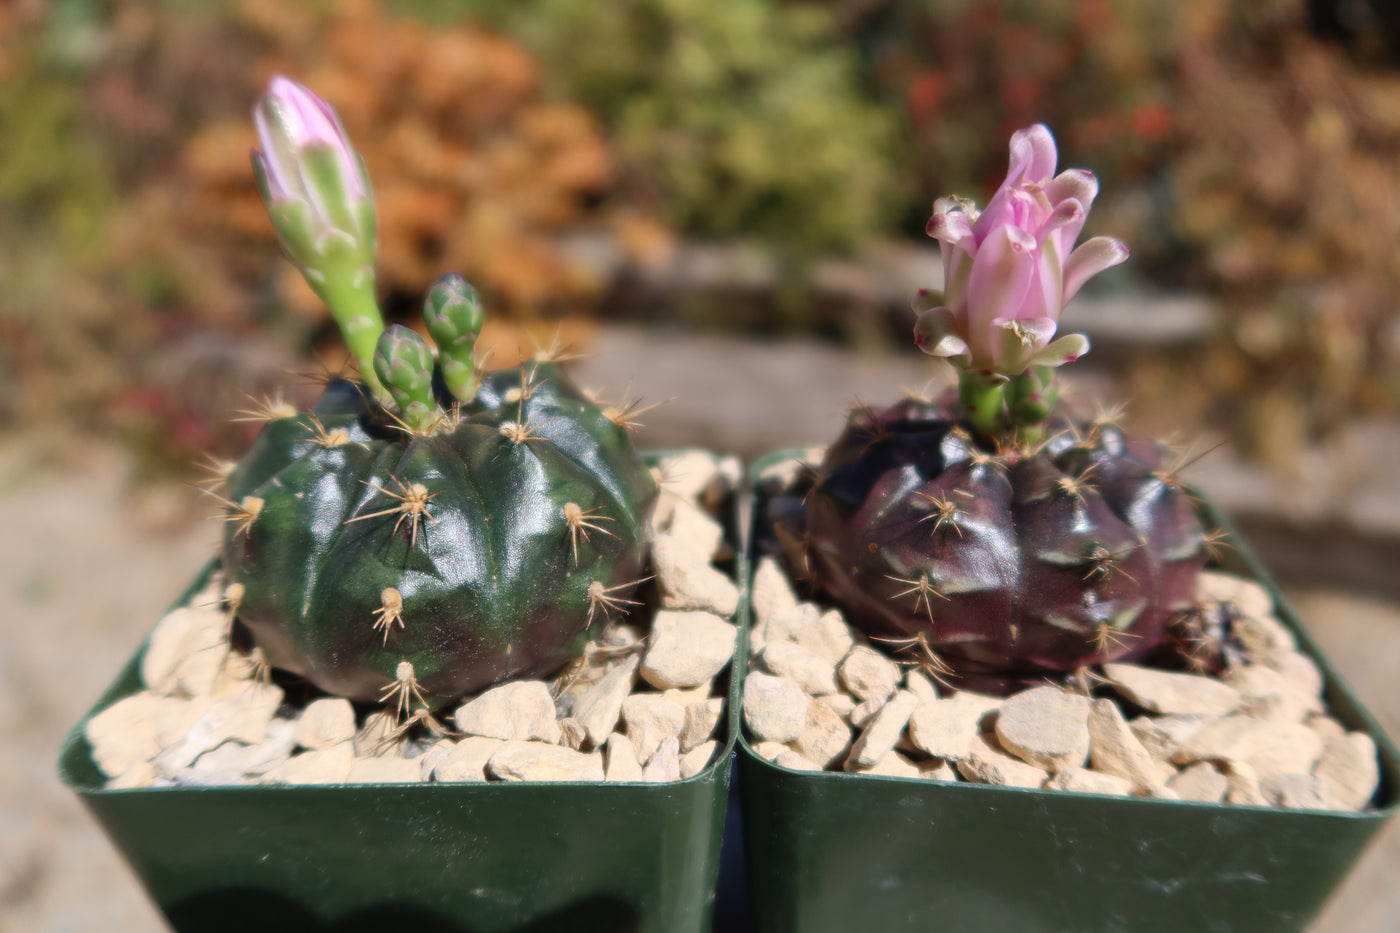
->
{"left": 790, "top": 396, "right": 1206, "bottom": 693}
{"left": 220, "top": 361, "right": 656, "bottom": 707}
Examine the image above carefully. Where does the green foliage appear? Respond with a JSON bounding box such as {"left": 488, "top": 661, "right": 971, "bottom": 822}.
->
{"left": 478, "top": 0, "right": 905, "bottom": 256}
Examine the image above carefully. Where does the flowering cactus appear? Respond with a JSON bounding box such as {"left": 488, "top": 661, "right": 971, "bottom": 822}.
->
{"left": 218, "top": 77, "right": 656, "bottom": 710}
{"left": 913, "top": 124, "right": 1129, "bottom": 439}
{"left": 784, "top": 124, "right": 1206, "bottom": 693}
{"left": 252, "top": 76, "right": 384, "bottom": 396}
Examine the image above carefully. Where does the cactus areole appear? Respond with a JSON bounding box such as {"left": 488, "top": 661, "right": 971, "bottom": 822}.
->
{"left": 788, "top": 125, "right": 1206, "bottom": 692}
{"left": 217, "top": 79, "right": 656, "bottom": 707}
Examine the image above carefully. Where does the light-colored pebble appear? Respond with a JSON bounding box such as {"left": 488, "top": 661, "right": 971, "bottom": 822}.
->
{"left": 794, "top": 610, "right": 856, "bottom": 665}
{"left": 995, "top": 686, "right": 1091, "bottom": 771}
{"left": 416, "top": 739, "right": 456, "bottom": 781}
{"left": 354, "top": 709, "right": 401, "bottom": 758}
{"left": 603, "top": 733, "right": 645, "bottom": 782}
{"left": 294, "top": 698, "right": 357, "bottom": 750}
{"left": 751, "top": 557, "right": 800, "bottom": 629}
{"left": 1043, "top": 768, "right": 1133, "bottom": 797}
{"left": 108, "top": 762, "right": 159, "bottom": 790}
{"left": 854, "top": 751, "right": 923, "bottom": 779}
{"left": 758, "top": 603, "right": 820, "bottom": 652}
{"left": 263, "top": 742, "right": 354, "bottom": 785}
{"left": 1258, "top": 650, "right": 1325, "bottom": 702}
{"left": 848, "top": 694, "right": 888, "bottom": 730}
{"left": 680, "top": 698, "right": 725, "bottom": 753}
{"left": 644, "top": 736, "right": 683, "bottom": 783}
{"left": 1313, "top": 732, "right": 1380, "bottom": 811}
{"left": 140, "top": 605, "right": 227, "bottom": 696}
{"left": 622, "top": 693, "right": 687, "bottom": 761}
{"left": 558, "top": 717, "right": 586, "bottom": 750}
{"left": 1130, "top": 714, "right": 1206, "bottom": 762}
{"left": 681, "top": 740, "right": 719, "bottom": 778}
{"left": 956, "top": 734, "right": 1048, "bottom": 788}
{"left": 793, "top": 699, "right": 852, "bottom": 769}
{"left": 656, "top": 450, "right": 722, "bottom": 502}
{"left": 453, "top": 681, "right": 562, "bottom": 744}
{"left": 751, "top": 740, "right": 791, "bottom": 762}
{"left": 773, "top": 749, "right": 822, "bottom": 772}
{"left": 1171, "top": 716, "right": 1324, "bottom": 780}
{"left": 487, "top": 741, "right": 604, "bottom": 782}
{"left": 1196, "top": 570, "right": 1274, "bottom": 619}
{"left": 907, "top": 691, "right": 1002, "bottom": 761}
{"left": 1260, "top": 772, "right": 1327, "bottom": 810}
{"left": 1167, "top": 761, "right": 1229, "bottom": 803}
{"left": 1228, "top": 663, "right": 1320, "bottom": 723}
{"left": 662, "top": 497, "right": 725, "bottom": 561}
{"left": 816, "top": 693, "right": 857, "bottom": 720}
{"left": 653, "top": 536, "right": 741, "bottom": 618}
{"left": 839, "top": 646, "right": 901, "bottom": 703}
{"left": 640, "top": 610, "right": 736, "bottom": 689}
{"left": 188, "top": 718, "right": 297, "bottom": 779}
{"left": 847, "top": 691, "right": 921, "bottom": 770}
{"left": 1103, "top": 663, "right": 1243, "bottom": 717}
{"left": 571, "top": 655, "right": 640, "bottom": 748}
{"left": 1088, "top": 698, "right": 1164, "bottom": 793}
{"left": 904, "top": 670, "right": 940, "bottom": 705}
{"left": 762, "top": 640, "right": 839, "bottom": 696}
{"left": 346, "top": 756, "right": 421, "bottom": 784}
{"left": 742, "top": 673, "right": 811, "bottom": 744}
{"left": 434, "top": 737, "right": 506, "bottom": 783}
{"left": 86, "top": 693, "right": 163, "bottom": 778}
{"left": 1229, "top": 613, "right": 1298, "bottom": 658}
{"left": 1307, "top": 715, "right": 1347, "bottom": 744}
{"left": 1223, "top": 761, "right": 1269, "bottom": 806}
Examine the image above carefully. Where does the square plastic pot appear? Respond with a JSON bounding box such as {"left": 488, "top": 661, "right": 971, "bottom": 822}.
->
{"left": 739, "top": 449, "right": 1400, "bottom": 933}
{"left": 58, "top": 452, "right": 740, "bottom": 933}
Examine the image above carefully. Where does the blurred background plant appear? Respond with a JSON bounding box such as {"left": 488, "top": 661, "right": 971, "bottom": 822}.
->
{"left": 3, "top": 0, "right": 1400, "bottom": 474}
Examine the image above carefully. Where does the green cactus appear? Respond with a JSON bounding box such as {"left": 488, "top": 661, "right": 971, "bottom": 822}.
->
{"left": 219, "top": 291, "right": 655, "bottom": 708}
{"left": 214, "top": 78, "right": 656, "bottom": 711}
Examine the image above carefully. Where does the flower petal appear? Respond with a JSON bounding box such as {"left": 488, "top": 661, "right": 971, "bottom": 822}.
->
{"left": 1008, "top": 124, "right": 1058, "bottom": 185}
{"left": 911, "top": 288, "right": 943, "bottom": 314}
{"left": 1063, "top": 236, "right": 1130, "bottom": 302}
{"left": 991, "top": 316, "right": 1056, "bottom": 373}
{"left": 1028, "top": 332, "right": 1091, "bottom": 368}
{"left": 914, "top": 307, "right": 971, "bottom": 364}
{"left": 926, "top": 200, "right": 974, "bottom": 246}
{"left": 965, "top": 224, "right": 1036, "bottom": 365}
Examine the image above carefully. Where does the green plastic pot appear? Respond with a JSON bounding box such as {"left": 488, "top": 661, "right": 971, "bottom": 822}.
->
{"left": 58, "top": 452, "right": 739, "bottom": 933}
{"left": 740, "top": 449, "right": 1400, "bottom": 933}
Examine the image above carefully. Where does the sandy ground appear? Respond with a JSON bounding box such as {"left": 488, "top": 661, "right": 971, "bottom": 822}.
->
{"left": 5, "top": 327, "right": 1397, "bottom": 931}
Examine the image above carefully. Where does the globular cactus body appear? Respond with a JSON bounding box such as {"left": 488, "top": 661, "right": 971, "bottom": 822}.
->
{"left": 222, "top": 361, "right": 655, "bottom": 707}
{"left": 797, "top": 397, "right": 1206, "bottom": 692}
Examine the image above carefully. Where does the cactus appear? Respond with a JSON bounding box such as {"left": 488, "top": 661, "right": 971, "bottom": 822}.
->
{"left": 215, "top": 78, "right": 655, "bottom": 709}
{"left": 782, "top": 125, "right": 1206, "bottom": 692}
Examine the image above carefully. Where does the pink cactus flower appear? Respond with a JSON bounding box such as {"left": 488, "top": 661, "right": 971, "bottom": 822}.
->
{"left": 914, "top": 123, "right": 1128, "bottom": 376}
{"left": 251, "top": 76, "right": 375, "bottom": 280}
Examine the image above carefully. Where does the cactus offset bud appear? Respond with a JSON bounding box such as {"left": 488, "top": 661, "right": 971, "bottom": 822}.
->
{"left": 252, "top": 76, "right": 385, "bottom": 396}
{"left": 373, "top": 325, "right": 440, "bottom": 432}
{"left": 422, "top": 273, "right": 486, "bottom": 402}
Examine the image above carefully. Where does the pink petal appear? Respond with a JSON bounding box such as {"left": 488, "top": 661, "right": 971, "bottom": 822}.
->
{"left": 965, "top": 225, "right": 1036, "bottom": 366}
{"left": 1063, "top": 236, "right": 1130, "bottom": 302}
{"left": 1045, "top": 169, "right": 1098, "bottom": 212}
{"left": 1007, "top": 124, "right": 1058, "bottom": 185}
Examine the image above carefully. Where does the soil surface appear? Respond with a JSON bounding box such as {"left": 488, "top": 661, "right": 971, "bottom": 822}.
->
{"left": 6, "top": 325, "right": 1397, "bottom": 931}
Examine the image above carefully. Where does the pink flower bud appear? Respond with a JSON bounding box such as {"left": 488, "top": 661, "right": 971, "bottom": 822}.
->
{"left": 915, "top": 124, "right": 1127, "bottom": 375}
{"left": 253, "top": 76, "right": 364, "bottom": 203}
